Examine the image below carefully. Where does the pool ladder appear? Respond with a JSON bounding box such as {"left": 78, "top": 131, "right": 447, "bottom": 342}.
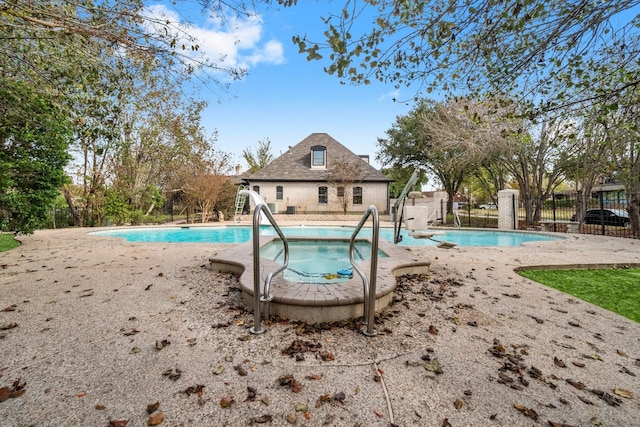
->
{"left": 350, "top": 205, "right": 380, "bottom": 337}
{"left": 242, "top": 190, "right": 289, "bottom": 335}
{"left": 244, "top": 193, "right": 380, "bottom": 337}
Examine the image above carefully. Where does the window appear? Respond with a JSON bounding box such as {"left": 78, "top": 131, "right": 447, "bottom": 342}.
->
{"left": 353, "top": 187, "right": 363, "bottom": 205}
{"left": 276, "top": 186, "right": 283, "bottom": 200}
{"left": 311, "top": 145, "right": 326, "bottom": 167}
{"left": 318, "top": 186, "right": 328, "bottom": 204}
{"left": 253, "top": 185, "right": 260, "bottom": 194}
{"left": 337, "top": 186, "right": 344, "bottom": 197}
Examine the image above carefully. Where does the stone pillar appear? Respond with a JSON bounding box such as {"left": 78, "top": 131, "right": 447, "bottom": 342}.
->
{"left": 498, "top": 189, "right": 519, "bottom": 230}
{"left": 432, "top": 191, "right": 448, "bottom": 224}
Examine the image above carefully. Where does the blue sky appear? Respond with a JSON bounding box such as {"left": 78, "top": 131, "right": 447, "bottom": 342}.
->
{"left": 148, "top": 1, "right": 418, "bottom": 171}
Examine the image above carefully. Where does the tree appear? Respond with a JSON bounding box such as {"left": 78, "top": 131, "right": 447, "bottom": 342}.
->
{"left": 243, "top": 138, "right": 275, "bottom": 174}
{"left": 326, "top": 160, "right": 365, "bottom": 214}
{"left": 499, "top": 120, "right": 569, "bottom": 225}
{"left": 182, "top": 147, "right": 235, "bottom": 222}
{"left": 378, "top": 99, "right": 483, "bottom": 213}
{"left": 560, "top": 116, "right": 611, "bottom": 226}
{"left": 291, "top": 0, "right": 640, "bottom": 117}
{"left": 381, "top": 167, "right": 427, "bottom": 198}
{"left": 0, "top": 79, "right": 72, "bottom": 233}
{"left": 0, "top": 0, "right": 249, "bottom": 100}
{"left": 603, "top": 103, "right": 640, "bottom": 237}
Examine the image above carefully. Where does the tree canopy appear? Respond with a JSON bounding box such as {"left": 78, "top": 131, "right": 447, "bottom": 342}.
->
{"left": 0, "top": 79, "right": 72, "bottom": 233}
{"left": 291, "top": 0, "right": 640, "bottom": 116}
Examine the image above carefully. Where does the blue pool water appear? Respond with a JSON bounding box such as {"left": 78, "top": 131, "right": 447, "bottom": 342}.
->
{"left": 260, "top": 239, "right": 387, "bottom": 284}
{"left": 91, "top": 226, "right": 561, "bottom": 246}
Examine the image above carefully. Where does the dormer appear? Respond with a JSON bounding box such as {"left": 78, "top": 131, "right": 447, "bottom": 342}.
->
{"left": 310, "top": 145, "right": 326, "bottom": 169}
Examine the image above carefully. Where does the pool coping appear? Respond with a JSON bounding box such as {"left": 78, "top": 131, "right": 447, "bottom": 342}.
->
{"left": 209, "top": 234, "right": 430, "bottom": 323}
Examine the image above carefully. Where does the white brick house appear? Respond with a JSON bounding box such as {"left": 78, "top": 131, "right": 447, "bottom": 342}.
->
{"left": 244, "top": 133, "right": 391, "bottom": 214}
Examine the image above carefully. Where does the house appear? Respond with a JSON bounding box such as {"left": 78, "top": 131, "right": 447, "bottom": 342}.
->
{"left": 244, "top": 133, "right": 392, "bottom": 214}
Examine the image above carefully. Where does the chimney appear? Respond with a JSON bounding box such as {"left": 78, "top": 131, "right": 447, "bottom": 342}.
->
{"left": 358, "top": 155, "right": 370, "bottom": 164}
{"left": 235, "top": 164, "right": 242, "bottom": 176}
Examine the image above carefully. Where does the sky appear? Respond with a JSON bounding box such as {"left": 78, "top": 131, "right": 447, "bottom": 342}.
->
{"left": 149, "top": 1, "right": 419, "bottom": 171}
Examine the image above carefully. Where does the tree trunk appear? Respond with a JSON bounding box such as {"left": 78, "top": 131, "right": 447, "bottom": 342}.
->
{"left": 62, "top": 185, "right": 82, "bottom": 226}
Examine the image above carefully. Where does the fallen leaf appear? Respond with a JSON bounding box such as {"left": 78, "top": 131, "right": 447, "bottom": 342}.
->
{"left": 572, "top": 361, "right": 585, "bottom": 368}
{"left": 424, "top": 358, "right": 443, "bottom": 374}
{"left": 286, "top": 414, "right": 297, "bottom": 424}
{"left": 577, "top": 395, "right": 593, "bottom": 405}
{"left": 146, "top": 401, "right": 160, "bottom": 414}
{"left": 95, "top": 404, "right": 106, "bottom": 410}
{"left": 219, "top": 396, "right": 234, "bottom": 408}
{"left": 442, "top": 418, "right": 452, "bottom": 427}
{"left": 0, "top": 323, "right": 18, "bottom": 331}
{"left": 233, "top": 364, "right": 248, "bottom": 376}
{"left": 294, "top": 403, "right": 308, "bottom": 412}
{"left": 617, "top": 349, "right": 628, "bottom": 357}
{"left": 373, "top": 410, "right": 384, "bottom": 418}
{"left": 147, "top": 412, "right": 164, "bottom": 426}
{"left": 252, "top": 414, "right": 272, "bottom": 424}
{"left": 155, "top": 340, "right": 170, "bottom": 350}
{"left": 582, "top": 354, "right": 603, "bottom": 361}
{"left": 454, "top": 398, "right": 463, "bottom": 409}
{"left": 162, "top": 368, "right": 182, "bottom": 381}
{"left": 591, "top": 389, "right": 622, "bottom": 406}
{"left": 566, "top": 379, "right": 585, "bottom": 390}
{"left": 109, "top": 421, "right": 128, "bottom": 427}
{"left": 513, "top": 403, "right": 538, "bottom": 421}
{"left": 184, "top": 385, "right": 205, "bottom": 397}
{"left": 553, "top": 357, "right": 566, "bottom": 368}
{"left": 212, "top": 366, "right": 224, "bottom": 375}
{"left": 245, "top": 386, "right": 257, "bottom": 401}
{"left": 291, "top": 378, "right": 303, "bottom": 393}
{"left": 320, "top": 352, "right": 335, "bottom": 361}
{"left": 620, "top": 366, "right": 636, "bottom": 376}
{"left": 613, "top": 388, "right": 633, "bottom": 399}
{"left": 428, "top": 324, "right": 438, "bottom": 335}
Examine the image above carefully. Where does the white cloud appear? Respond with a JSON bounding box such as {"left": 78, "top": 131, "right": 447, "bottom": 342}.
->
{"left": 144, "top": 5, "right": 285, "bottom": 74}
{"left": 378, "top": 89, "right": 400, "bottom": 103}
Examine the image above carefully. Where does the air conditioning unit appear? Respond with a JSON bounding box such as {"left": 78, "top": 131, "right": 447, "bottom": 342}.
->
{"left": 286, "top": 206, "right": 296, "bottom": 214}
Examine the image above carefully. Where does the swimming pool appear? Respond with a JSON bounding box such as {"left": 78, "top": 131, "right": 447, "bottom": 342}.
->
{"left": 260, "top": 239, "right": 388, "bottom": 284}
{"left": 92, "top": 225, "right": 561, "bottom": 246}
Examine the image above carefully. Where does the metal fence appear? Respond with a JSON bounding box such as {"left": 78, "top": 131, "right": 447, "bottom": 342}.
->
{"left": 455, "top": 190, "right": 637, "bottom": 239}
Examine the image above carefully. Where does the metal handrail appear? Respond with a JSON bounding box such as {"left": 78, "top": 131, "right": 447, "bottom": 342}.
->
{"left": 393, "top": 168, "right": 419, "bottom": 244}
{"left": 242, "top": 192, "right": 289, "bottom": 335}
{"left": 349, "top": 205, "right": 379, "bottom": 337}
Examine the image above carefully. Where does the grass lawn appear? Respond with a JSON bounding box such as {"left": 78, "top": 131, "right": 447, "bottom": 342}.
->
{"left": 0, "top": 233, "right": 20, "bottom": 252}
{"left": 518, "top": 268, "right": 640, "bottom": 323}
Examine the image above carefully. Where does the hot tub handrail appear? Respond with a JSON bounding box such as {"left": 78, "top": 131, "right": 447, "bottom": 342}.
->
{"left": 243, "top": 195, "right": 289, "bottom": 335}
{"left": 349, "top": 205, "right": 379, "bottom": 337}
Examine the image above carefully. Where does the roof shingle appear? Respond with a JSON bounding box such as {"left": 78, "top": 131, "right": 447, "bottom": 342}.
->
{"left": 246, "top": 133, "right": 391, "bottom": 182}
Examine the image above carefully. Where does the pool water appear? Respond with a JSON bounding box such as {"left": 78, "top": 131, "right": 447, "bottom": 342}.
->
{"left": 260, "top": 239, "right": 387, "bottom": 284}
{"left": 92, "top": 226, "right": 561, "bottom": 247}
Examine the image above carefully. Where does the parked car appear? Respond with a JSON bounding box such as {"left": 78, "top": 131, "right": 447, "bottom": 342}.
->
{"left": 478, "top": 203, "right": 497, "bottom": 209}
{"left": 571, "top": 209, "right": 630, "bottom": 227}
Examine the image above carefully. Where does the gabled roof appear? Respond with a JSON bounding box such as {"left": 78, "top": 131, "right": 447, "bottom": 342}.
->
{"left": 246, "top": 133, "right": 391, "bottom": 182}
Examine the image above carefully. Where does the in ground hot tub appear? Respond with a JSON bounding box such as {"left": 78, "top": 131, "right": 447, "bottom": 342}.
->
{"left": 209, "top": 236, "right": 427, "bottom": 323}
